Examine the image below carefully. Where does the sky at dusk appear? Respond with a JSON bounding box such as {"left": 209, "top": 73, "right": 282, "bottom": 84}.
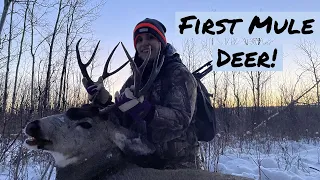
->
{"left": 80, "top": 0, "right": 319, "bottom": 94}
{"left": 1, "top": 0, "right": 319, "bottom": 97}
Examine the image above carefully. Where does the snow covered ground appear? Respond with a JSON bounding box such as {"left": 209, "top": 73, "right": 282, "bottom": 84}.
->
{"left": 0, "top": 138, "right": 319, "bottom": 180}
{"left": 208, "top": 138, "right": 320, "bottom": 180}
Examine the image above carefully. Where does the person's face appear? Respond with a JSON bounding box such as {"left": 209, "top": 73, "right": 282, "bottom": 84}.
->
{"left": 135, "top": 33, "right": 161, "bottom": 62}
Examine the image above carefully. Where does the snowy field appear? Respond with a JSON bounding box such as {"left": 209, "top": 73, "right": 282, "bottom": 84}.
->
{"left": 0, "top": 138, "right": 319, "bottom": 180}
{"left": 206, "top": 138, "right": 320, "bottom": 180}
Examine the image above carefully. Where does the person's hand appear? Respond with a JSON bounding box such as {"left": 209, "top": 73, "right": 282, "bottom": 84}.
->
{"left": 82, "top": 76, "right": 111, "bottom": 105}
{"left": 115, "top": 85, "right": 152, "bottom": 117}
{"left": 114, "top": 85, "right": 153, "bottom": 133}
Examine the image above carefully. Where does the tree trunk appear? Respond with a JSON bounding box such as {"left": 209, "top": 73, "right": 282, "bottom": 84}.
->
{"left": 30, "top": 1, "right": 36, "bottom": 112}
{"left": 313, "top": 72, "right": 320, "bottom": 105}
{"left": 0, "top": 0, "right": 14, "bottom": 39}
{"left": 43, "top": 0, "right": 63, "bottom": 111}
{"left": 2, "top": 1, "right": 14, "bottom": 136}
{"left": 57, "top": 0, "right": 77, "bottom": 110}
{"left": 232, "top": 72, "right": 240, "bottom": 117}
{"left": 11, "top": 0, "right": 30, "bottom": 113}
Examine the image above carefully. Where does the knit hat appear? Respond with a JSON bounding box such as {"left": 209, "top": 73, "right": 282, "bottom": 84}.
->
{"left": 133, "top": 18, "right": 167, "bottom": 49}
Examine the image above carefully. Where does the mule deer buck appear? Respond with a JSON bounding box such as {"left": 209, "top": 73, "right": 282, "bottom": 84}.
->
{"left": 23, "top": 39, "right": 252, "bottom": 180}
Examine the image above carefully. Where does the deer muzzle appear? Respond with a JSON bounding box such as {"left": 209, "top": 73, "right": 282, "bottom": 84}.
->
{"left": 24, "top": 120, "right": 52, "bottom": 149}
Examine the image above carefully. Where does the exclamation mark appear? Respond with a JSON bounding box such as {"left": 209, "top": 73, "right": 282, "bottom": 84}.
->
{"left": 271, "top": 48, "right": 277, "bottom": 68}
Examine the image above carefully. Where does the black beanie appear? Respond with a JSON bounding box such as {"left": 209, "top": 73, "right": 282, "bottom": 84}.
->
{"left": 133, "top": 18, "right": 167, "bottom": 49}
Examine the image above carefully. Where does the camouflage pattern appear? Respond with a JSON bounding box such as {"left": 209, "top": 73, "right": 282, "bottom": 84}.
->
{"left": 119, "top": 43, "right": 201, "bottom": 169}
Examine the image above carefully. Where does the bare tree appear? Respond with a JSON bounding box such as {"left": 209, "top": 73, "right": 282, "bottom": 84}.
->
{"left": 230, "top": 71, "right": 241, "bottom": 116}
{"left": 11, "top": 0, "right": 30, "bottom": 113}
{"left": 56, "top": 0, "right": 78, "bottom": 110}
{"left": 296, "top": 39, "right": 320, "bottom": 105}
{"left": 28, "top": 0, "right": 55, "bottom": 113}
{"left": 279, "top": 70, "right": 305, "bottom": 105}
{"left": 243, "top": 38, "right": 275, "bottom": 132}
{"left": 56, "top": 0, "right": 104, "bottom": 110}
{"left": 0, "top": 0, "right": 15, "bottom": 39}
{"left": 181, "top": 38, "right": 204, "bottom": 72}
{"left": 29, "top": 0, "right": 37, "bottom": 112}
{"left": 1, "top": 1, "right": 14, "bottom": 136}
{"left": 42, "top": 0, "right": 65, "bottom": 111}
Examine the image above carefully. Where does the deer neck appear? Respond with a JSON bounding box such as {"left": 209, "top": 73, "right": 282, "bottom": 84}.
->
{"left": 55, "top": 148, "right": 127, "bottom": 180}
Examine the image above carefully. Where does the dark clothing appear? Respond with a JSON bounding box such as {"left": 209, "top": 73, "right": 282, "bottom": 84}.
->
{"left": 119, "top": 43, "right": 200, "bottom": 169}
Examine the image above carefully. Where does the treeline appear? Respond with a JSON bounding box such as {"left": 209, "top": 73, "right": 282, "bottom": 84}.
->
{"left": 215, "top": 105, "right": 320, "bottom": 140}
{"left": 0, "top": 0, "right": 108, "bottom": 136}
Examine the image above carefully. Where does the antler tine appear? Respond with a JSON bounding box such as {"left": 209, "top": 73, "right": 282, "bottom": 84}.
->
{"left": 135, "top": 46, "right": 152, "bottom": 96}
{"left": 86, "top": 40, "right": 100, "bottom": 66}
{"left": 138, "top": 47, "right": 164, "bottom": 97}
{"left": 76, "top": 38, "right": 94, "bottom": 84}
{"left": 102, "top": 42, "right": 130, "bottom": 79}
{"left": 120, "top": 42, "right": 149, "bottom": 97}
{"left": 120, "top": 42, "right": 138, "bottom": 72}
{"left": 121, "top": 42, "right": 163, "bottom": 98}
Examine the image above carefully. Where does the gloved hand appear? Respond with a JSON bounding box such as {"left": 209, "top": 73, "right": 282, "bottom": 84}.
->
{"left": 82, "top": 76, "right": 111, "bottom": 105}
{"left": 115, "top": 86, "right": 154, "bottom": 133}
{"left": 115, "top": 85, "right": 153, "bottom": 119}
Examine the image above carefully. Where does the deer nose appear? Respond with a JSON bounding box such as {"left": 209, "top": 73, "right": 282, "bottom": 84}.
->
{"left": 26, "top": 120, "right": 41, "bottom": 138}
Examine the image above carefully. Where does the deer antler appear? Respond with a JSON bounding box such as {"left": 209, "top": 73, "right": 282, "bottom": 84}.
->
{"left": 99, "top": 42, "right": 165, "bottom": 114}
{"left": 121, "top": 42, "right": 164, "bottom": 97}
{"left": 76, "top": 38, "right": 99, "bottom": 85}
{"left": 101, "top": 42, "right": 130, "bottom": 79}
{"left": 76, "top": 38, "right": 129, "bottom": 86}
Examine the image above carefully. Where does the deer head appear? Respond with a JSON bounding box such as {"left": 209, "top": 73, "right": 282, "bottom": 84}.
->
{"left": 23, "top": 38, "right": 165, "bottom": 168}
{"left": 23, "top": 105, "right": 155, "bottom": 168}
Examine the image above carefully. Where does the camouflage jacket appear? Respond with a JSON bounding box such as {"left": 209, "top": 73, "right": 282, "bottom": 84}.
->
{"left": 119, "top": 43, "right": 199, "bottom": 163}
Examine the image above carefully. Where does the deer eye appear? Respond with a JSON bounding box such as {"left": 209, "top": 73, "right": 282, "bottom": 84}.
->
{"left": 76, "top": 122, "right": 92, "bottom": 129}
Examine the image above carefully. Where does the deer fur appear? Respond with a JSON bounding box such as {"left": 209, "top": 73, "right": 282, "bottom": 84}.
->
{"left": 23, "top": 106, "right": 252, "bottom": 180}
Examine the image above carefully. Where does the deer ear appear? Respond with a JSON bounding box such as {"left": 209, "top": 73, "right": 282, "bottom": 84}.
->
{"left": 66, "top": 105, "right": 99, "bottom": 120}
